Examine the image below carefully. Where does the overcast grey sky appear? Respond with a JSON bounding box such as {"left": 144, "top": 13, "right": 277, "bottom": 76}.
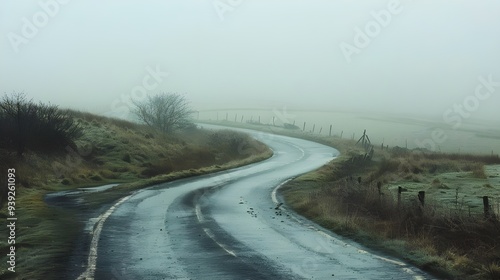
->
{"left": 1, "top": 0, "right": 500, "bottom": 122}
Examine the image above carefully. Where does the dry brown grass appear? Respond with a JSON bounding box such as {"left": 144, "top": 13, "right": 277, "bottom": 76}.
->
{"left": 282, "top": 148, "right": 500, "bottom": 279}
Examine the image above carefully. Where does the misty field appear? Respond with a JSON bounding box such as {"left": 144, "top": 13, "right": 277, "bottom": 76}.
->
{"left": 199, "top": 109, "right": 500, "bottom": 155}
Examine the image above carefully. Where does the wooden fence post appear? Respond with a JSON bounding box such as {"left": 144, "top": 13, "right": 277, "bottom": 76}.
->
{"left": 418, "top": 191, "right": 425, "bottom": 207}
{"left": 377, "top": 181, "right": 382, "bottom": 203}
{"left": 303, "top": 122, "right": 306, "bottom": 131}
{"left": 329, "top": 125, "right": 332, "bottom": 137}
{"left": 398, "top": 186, "right": 402, "bottom": 209}
{"left": 483, "top": 196, "right": 490, "bottom": 218}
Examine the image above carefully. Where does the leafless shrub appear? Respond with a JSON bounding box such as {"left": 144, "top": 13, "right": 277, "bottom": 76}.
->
{"left": 0, "top": 92, "right": 82, "bottom": 156}
{"left": 132, "top": 93, "right": 194, "bottom": 133}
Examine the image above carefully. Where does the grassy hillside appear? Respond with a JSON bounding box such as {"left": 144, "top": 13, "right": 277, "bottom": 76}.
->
{"left": 0, "top": 112, "right": 272, "bottom": 279}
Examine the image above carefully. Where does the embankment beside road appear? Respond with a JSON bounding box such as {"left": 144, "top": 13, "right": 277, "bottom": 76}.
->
{"left": 0, "top": 113, "right": 272, "bottom": 280}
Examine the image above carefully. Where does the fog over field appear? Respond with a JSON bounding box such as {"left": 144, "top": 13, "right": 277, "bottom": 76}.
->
{"left": 1, "top": 0, "right": 500, "bottom": 151}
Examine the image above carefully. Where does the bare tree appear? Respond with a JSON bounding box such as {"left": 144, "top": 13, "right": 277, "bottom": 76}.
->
{"left": 132, "top": 93, "right": 194, "bottom": 133}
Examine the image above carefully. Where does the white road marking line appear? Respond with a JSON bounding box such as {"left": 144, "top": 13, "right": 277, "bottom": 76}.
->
{"left": 195, "top": 202, "right": 205, "bottom": 222}
{"left": 195, "top": 201, "right": 237, "bottom": 257}
{"left": 271, "top": 179, "right": 293, "bottom": 204}
{"left": 77, "top": 195, "right": 132, "bottom": 280}
{"left": 289, "top": 143, "right": 306, "bottom": 160}
{"left": 202, "top": 227, "right": 237, "bottom": 257}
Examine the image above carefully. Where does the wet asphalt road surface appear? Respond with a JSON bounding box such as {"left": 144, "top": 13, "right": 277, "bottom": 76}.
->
{"left": 74, "top": 127, "right": 435, "bottom": 280}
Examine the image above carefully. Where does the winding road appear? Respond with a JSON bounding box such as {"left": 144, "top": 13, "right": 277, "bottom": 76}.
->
{"left": 75, "top": 127, "right": 434, "bottom": 280}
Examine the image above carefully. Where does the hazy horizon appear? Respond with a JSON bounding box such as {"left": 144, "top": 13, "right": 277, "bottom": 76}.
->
{"left": 2, "top": 0, "right": 500, "bottom": 124}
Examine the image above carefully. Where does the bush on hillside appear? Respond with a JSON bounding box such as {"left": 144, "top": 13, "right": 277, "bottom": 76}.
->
{"left": 0, "top": 93, "right": 82, "bottom": 156}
